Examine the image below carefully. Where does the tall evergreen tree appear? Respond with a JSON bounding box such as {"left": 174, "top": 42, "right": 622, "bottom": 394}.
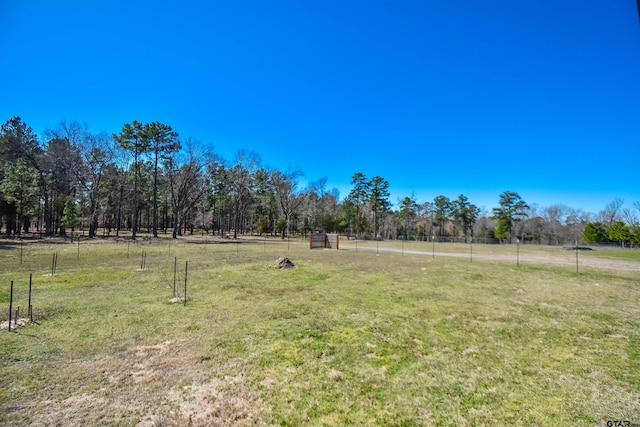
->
{"left": 368, "top": 176, "right": 390, "bottom": 238}
{"left": 399, "top": 196, "right": 418, "bottom": 238}
{"left": 143, "top": 122, "right": 180, "bottom": 237}
{"left": 433, "top": 195, "right": 452, "bottom": 237}
{"left": 0, "top": 117, "right": 43, "bottom": 234}
{"left": 0, "top": 159, "right": 40, "bottom": 235}
{"left": 0, "top": 116, "right": 42, "bottom": 170}
{"left": 113, "top": 121, "right": 148, "bottom": 239}
{"left": 492, "top": 191, "right": 529, "bottom": 243}
{"left": 347, "top": 172, "right": 370, "bottom": 237}
{"left": 453, "top": 194, "right": 479, "bottom": 242}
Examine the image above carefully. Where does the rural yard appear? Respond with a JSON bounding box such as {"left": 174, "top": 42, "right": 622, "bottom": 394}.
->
{"left": 1, "top": 236, "right": 639, "bottom": 426}
{"left": 3, "top": 2, "right": 639, "bottom": 426}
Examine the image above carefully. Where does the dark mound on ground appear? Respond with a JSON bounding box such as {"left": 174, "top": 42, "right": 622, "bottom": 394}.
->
{"left": 272, "top": 257, "right": 295, "bottom": 269}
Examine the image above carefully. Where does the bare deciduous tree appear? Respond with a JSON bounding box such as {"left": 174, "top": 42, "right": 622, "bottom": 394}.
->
{"left": 165, "top": 139, "right": 210, "bottom": 239}
{"left": 270, "top": 169, "right": 305, "bottom": 239}
{"left": 598, "top": 198, "right": 624, "bottom": 227}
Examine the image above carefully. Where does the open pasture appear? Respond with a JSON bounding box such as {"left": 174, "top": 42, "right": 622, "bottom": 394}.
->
{"left": 1, "top": 236, "right": 639, "bottom": 426}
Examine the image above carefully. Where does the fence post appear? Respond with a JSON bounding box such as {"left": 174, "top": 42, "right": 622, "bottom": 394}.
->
{"left": 28, "top": 273, "right": 33, "bottom": 322}
{"left": 575, "top": 240, "right": 579, "bottom": 274}
{"left": 50, "top": 252, "right": 59, "bottom": 277}
{"left": 173, "top": 256, "right": 177, "bottom": 298}
{"left": 8, "top": 281, "right": 14, "bottom": 332}
{"left": 432, "top": 235, "right": 435, "bottom": 260}
{"left": 184, "top": 261, "right": 188, "bottom": 306}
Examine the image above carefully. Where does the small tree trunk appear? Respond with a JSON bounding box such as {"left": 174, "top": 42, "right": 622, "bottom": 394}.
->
{"left": 153, "top": 157, "right": 159, "bottom": 238}
{"left": 172, "top": 210, "right": 180, "bottom": 239}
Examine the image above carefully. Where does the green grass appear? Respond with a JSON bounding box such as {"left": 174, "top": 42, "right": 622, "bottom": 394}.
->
{"left": 0, "top": 236, "right": 639, "bottom": 426}
{"left": 583, "top": 246, "right": 640, "bottom": 261}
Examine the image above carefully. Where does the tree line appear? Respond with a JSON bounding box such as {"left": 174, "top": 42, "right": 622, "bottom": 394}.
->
{"left": 1, "top": 116, "right": 638, "bottom": 246}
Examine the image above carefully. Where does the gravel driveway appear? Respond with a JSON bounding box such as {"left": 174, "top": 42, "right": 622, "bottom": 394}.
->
{"left": 340, "top": 244, "right": 640, "bottom": 272}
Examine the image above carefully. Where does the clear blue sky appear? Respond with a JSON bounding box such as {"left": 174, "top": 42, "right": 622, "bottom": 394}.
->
{"left": 2, "top": 1, "right": 639, "bottom": 215}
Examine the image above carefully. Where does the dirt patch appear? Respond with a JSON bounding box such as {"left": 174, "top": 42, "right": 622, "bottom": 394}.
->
{"left": 142, "top": 374, "right": 268, "bottom": 426}
{"left": 606, "top": 334, "right": 627, "bottom": 339}
{"left": 260, "top": 376, "right": 277, "bottom": 388}
{"left": 272, "top": 257, "right": 295, "bottom": 269}
{"left": 24, "top": 339, "right": 268, "bottom": 426}
{"left": 0, "top": 317, "right": 30, "bottom": 330}
{"left": 135, "top": 372, "right": 250, "bottom": 426}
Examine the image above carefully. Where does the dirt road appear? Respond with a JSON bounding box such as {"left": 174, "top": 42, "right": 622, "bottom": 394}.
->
{"left": 340, "top": 244, "right": 640, "bottom": 272}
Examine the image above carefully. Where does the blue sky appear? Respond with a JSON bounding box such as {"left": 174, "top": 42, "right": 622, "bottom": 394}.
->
{"left": 2, "top": 1, "right": 639, "bottom": 215}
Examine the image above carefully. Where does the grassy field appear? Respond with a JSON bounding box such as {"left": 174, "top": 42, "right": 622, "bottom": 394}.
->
{"left": 342, "top": 238, "right": 640, "bottom": 258}
{"left": 1, "top": 236, "right": 639, "bottom": 426}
